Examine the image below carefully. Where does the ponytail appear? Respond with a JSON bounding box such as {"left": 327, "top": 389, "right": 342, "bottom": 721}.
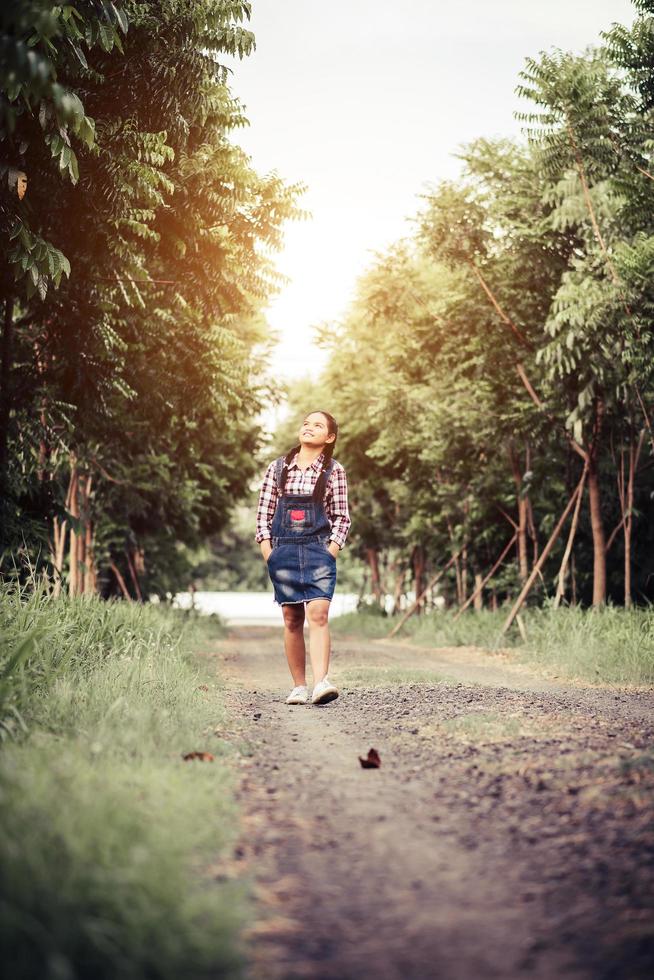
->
{"left": 278, "top": 444, "right": 301, "bottom": 495}
{"left": 311, "top": 437, "right": 335, "bottom": 501}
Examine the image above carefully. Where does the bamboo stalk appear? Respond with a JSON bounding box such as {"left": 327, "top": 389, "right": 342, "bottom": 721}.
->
{"left": 501, "top": 466, "right": 588, "bottom": 635}
{"left": 387, "top": 552, "right": 460, "bottom": 639}
{"left": 56, "top": 520, "right": 68, "bottom": 587}
{"left": 77, "top": 502, "right": 86, "bottom": 592}
{"left": 84, "top": 520, "right": 94, "bottom": 595}
{"left": 553, "top": 464, "right": 588, "bottom": 608}
{"left": 621, "top": 429, "right": 644, "bottom": 608}
{"left": 51, "top": 517, "right": 64, "bottom": 598}
{"left": 68, "top": 459, "right": 79, "bottom": 596}
{"left": 109, "top": 560, "right": 132, "bottom": 601}
{"left": 125, "top": 547, "right": 143, "bottom": 602}
{"left": 473, "top": 573, "right": 483, "bottom": 611}
{"left": 82, "top": 474, "right": 93, "bottom": 595}
{"left": 452, "top": 534, "right": 517, "bottom": 622}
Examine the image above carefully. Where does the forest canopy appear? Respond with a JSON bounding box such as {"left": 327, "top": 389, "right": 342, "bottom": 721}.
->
{"left": 0, "top": 0, "right": 306, "bottom": 596}
{"left": 4, "top": 1, "right": 654, "bottom": 612}
{"left": 286, "top": 0, "right": 654, "bottom": 613}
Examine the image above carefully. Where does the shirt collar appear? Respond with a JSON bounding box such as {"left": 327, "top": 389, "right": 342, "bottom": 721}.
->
{"left": 289, "top": 451, "right": 325, "bottom": 472}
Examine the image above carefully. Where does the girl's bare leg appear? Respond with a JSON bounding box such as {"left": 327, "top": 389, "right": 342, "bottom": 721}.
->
{"left": 281, "top": 603, "right": 307, "bottom": 685}
{"left": 305, "top": 598, "right": 331, "bottom": 683}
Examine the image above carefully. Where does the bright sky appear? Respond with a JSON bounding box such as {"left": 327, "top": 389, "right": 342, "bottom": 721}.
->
{"left": 224, "top": 0, "right": 634, "bottom": 392}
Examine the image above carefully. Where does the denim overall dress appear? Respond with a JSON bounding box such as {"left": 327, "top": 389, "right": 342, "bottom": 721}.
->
{"left": 266, "top": 455, "right": 337, "bottom": 606}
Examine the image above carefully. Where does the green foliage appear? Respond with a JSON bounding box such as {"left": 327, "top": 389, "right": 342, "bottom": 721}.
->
{"left": 1, "top": 1, "right": 306, "bottom": 595}
{"left": 0, "top": 578, "right": 247, "bottom": 978}
{"left": 295, "top": 1, "right": 654, "bottom": 611}
{"left": 0, "top": 1, "right": 124, "bottom": 298}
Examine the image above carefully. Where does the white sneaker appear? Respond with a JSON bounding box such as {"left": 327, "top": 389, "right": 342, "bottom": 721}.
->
{"left": 286, "top": 685, "right": 309, "bottom": 705}
{"left": 311, "top": 676, "right": 339, "bottom": 705}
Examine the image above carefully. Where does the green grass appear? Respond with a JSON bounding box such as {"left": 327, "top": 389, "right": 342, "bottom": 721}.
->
{"left": 442, "top": 711, "right": 529, "bottom": 742}
{"left": 339, "top": 665, "right": 449, "bottom": 687}
{"left": 332, "top": 603, "right": 654, "bottom": 686}
{"left": 331, "top": 607, "right": 397, "bottom": 640}
{"left": 514, "top": 604, "right": 654, "bottom": 686}
{"left": 0, "top": 579, "right": 247, "bottom": 980}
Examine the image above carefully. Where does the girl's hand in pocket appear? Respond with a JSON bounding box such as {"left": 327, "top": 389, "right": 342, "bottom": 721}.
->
{"left": 327, "top": 542, "right": 339, "bottom": 559}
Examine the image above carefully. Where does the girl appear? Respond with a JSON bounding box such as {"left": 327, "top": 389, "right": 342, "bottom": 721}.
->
{"left": 255, "top": 410, "right": 351, "bottom": 706}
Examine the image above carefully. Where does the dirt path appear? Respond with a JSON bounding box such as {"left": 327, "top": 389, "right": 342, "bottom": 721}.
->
{"left": 207, "top": 627, "right": 654, "bottom": 980}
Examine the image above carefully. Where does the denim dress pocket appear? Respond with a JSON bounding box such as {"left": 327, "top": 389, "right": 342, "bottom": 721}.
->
{"left": 321, "top": 538, "right": 336, "bottom": 562}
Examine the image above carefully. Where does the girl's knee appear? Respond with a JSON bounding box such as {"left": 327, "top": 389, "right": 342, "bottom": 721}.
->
{"left": 282, "top": 606, "right": 305, "bottom": 631}
{"left": 306, "top": 604, "right": 329, "bottom": 628}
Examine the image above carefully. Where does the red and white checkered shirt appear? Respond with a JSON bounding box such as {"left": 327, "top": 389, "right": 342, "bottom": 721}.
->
{"left": 255, "top": 452, "right": 351, "bottom": 549}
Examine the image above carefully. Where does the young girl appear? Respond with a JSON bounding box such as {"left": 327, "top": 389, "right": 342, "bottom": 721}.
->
{"left": 255, "top": 410, "right": 351, "bottom": 706}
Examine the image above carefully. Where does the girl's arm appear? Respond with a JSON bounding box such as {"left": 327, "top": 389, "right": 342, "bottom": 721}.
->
{"left": 255, "top": 461, "right": 277, "bottom": 549}
{"left": 325, "top": 463, "right": 351, "bottom": 550}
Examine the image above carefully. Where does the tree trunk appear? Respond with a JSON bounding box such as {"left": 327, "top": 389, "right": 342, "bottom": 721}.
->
{"left": 125, "top": 547, "right": 143, "bottom": 602}
{"left": 85, "top": 519, "right": 96, "bottom": 595}
{"left": 391, "top": 565, "right": 405, "bottom": 615}
{"left": 446, "top": 518, "right": 463, "bottom": 605}
{"left": 473, "top": 573, "right": 483, "bottom": 611}
{"left": 109, "top": 560, "right": 132, "bottom": 601}
{"left": 587, "top": 399, "right": 607, "bottom": 607}
{"left": 0, "top": 297, "right": 14, "bottom": 517}
{"left": 526, "top": 497, "right": 538, "bottom": 565}
{"left": 502, "top": 467, "right": 588, "bottom": 634}
{"left": 412, "top": 545, "right": 425, "bottom": 614}
{"left": 82, "top": 475, "right": 95, "bottom": 595}
{"left": 387, "top": 552, "right": 460, "bottom": 638}
{"left": 554, "top": 464, "right": 588, "bottom": 608}
{"left": 510, "top": 445, "right": 529, "bottom": 581}
{"left": 452, "top": 533, "right": 516, "bottom": 623}
{"left": 624, "top": 450, "right": 632, "bottom": 609}
{"left": 460, "top": 542, "right": 468, "bottom": 604}
{"left": 366, "top": 547, "right": 383, "bottom": 606}
{"left": 51, "top": 516, "right": 67, "bottom": 598}
{"left": 620, "top": 430, "right": 644, "bottom": 609}
{"left": 77, "top": 511, "right": 86, "bottom": 593}
{"left": 587, "top": 458, "right": 606, "bottom": 607}
{"left": 51, "top": 467, "right": 76, "bottom": 597}
{"left": 357, "top": 568, "right": 368, "bottom": 605}
{"left": 456, "top": 564, "right": 463, "bottom": 605}
{"left": 68, "top": 458, "right": 79, "bottom": 596}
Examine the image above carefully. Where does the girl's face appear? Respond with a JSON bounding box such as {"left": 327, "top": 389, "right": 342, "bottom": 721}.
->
{"left": 298, "top": 412, "right": 335, "bottom": 449}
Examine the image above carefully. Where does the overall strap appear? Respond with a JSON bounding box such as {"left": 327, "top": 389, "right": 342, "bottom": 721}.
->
{"left": 275, "top": 454, "right": 335, "bottom": 498}
{"left": 322, "top": 457, "right": 335, "bottom": 483}
{"left": 313, "top": 456, "right": 335, "bottom": 501}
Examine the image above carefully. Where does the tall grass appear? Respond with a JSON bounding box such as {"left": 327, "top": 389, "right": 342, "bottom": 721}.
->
{"left": 0, "top": 578, "right": 247, "bottom": 980}
{"left": 331, "top": 602, "right": 654, "bottom": 685}
{"left": 512, "top": 604, "right": 654, "bottom": 685}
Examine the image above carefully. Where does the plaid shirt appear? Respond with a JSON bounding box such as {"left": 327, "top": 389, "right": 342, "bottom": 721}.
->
{"left": 255, "top": 452, "right": 351, "bottom": 549}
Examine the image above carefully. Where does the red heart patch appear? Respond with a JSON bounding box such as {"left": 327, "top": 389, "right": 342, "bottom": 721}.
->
{"left": 290, "top": 510, "right": 305, "bottom": 521}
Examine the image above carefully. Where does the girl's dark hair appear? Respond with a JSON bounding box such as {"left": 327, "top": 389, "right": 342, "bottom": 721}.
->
{"left": 279, "top": 410, "right": 338, "bottom": 501}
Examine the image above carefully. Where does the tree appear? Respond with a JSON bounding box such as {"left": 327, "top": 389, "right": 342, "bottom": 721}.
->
{"left": 1, "top": 1, "right": 307, "bottom": 598}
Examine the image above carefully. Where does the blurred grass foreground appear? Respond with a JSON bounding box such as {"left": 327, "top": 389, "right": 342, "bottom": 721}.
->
{"left": 0, "top": 578, "right": 246, "bottom": 980}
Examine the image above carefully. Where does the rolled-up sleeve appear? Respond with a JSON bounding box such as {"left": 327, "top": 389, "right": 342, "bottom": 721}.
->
{"left": 255, "top": 461, "right": 278, "bottom": 543}
{"left": 325, "top": 462, "right": 351, "bottom": 549}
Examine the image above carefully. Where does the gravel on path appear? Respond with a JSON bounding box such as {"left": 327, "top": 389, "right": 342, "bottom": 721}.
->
{"left": 207, "top": 627, "right": 654, "bottom": 980}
